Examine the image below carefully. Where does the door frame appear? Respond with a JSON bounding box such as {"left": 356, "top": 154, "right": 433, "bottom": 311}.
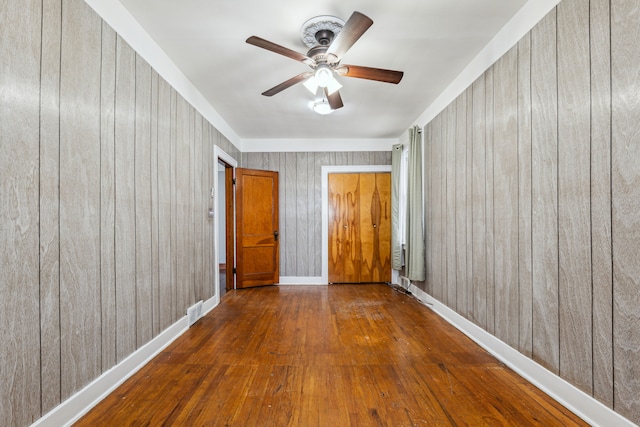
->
{"left": 213, "top": 146, "right": 237, "bottom": 303}
{"left": 321, "top": 165, "right": 392, "bottom": 284}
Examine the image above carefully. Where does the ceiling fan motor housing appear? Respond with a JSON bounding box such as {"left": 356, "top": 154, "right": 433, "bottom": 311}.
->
{"left": 314, "top": 29, "right": 334, "bottom": 46}
{"left": 300, "top": 15, "right": 345, "bottom": 48}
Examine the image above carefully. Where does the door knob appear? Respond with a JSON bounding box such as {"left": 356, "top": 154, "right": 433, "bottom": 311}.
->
{"left": 274, "top": 230, "right": 279, "bottom": 241}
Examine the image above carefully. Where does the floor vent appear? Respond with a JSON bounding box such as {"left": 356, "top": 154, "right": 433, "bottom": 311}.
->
{"left": 187, "top": 300, "right": 203, "bottom": 327}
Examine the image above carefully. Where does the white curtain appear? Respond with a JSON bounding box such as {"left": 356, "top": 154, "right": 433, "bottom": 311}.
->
{"left": 405, "top": 126, "right": 425, "bottom": 281}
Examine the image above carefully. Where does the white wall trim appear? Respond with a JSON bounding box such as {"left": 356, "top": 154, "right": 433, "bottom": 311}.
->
{"left": 278, "top": 276, "right": 325, "bottom": 285}
{"left": 202, "top": 294, "right": 219, "bottom": 316}
{"left": 31, "top": 298, "right": 218, "bottom": 427}
{"left": 321, "top": 165, "right": 393, "bottom": 284}
{"left": 413, "top": 0, "right": 562, "bottom": 127}
{"left": 83, "top": 0, "right": 240, "bottom": 148}
{"left": 403, "top": 283, "right": 637, "bottom": 427}
{"left": 241, "top": 138, "right": 398, "bottom": 153}
{"left": 213, "top": 146, "right": 238, "bottom": 295}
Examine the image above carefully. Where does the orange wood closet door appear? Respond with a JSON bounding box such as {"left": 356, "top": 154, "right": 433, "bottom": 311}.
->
{"left": 328, "top": 173, "right": 391, "bottom": 283}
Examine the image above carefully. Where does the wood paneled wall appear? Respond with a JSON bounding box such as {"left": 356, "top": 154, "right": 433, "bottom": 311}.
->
{"left": 0, "top": 0, "right": 240, "bottom": 425}
{"left": 243, "top": 152, "right": 392, "bottom": 277}
{"left": 423, "top": 0, "right": 640, "bottom": 423}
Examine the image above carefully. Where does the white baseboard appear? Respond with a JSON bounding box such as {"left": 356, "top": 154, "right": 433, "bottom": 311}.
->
{"left": 278, "top": 276, "right": 325, "bottom": 285}
{"left": 406, "top": 283, "right": 636, "bottom": 427}
{"left": 203, "top": 293, "right": 219, "bottom": 315}
{"left": 32, "top": 295, "right": 219, "bottom": 427}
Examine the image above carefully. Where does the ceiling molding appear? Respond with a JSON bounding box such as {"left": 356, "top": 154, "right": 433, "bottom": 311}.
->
{"left": 241, "top": 138, "right": 398, "bottom": 153}
{"left": 413, "top": 0, "right": 563, "bottom": 128}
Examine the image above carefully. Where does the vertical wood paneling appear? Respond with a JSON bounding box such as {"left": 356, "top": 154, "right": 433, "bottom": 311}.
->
{"left": 59, "top": 0, "right": 102, "bottom": 397}
{"left": 424, "top": 123, "right": 433, "bottom": 294}
{"left": 424, "top": 125, "right": 432, "bottom": 293}
{"left": 157, "top": 77, "right": 173, "bottom": 331}
{"left": 188, "top": 107, "right": 195, "bottom": 305}
{"left": 612, "top": 0, "right": 640, "bottom": 421}
{"left": 115, "top": 36, "right": 137, "bottom": 361}
{"left": 175, "top": 97, "right": 190, "bottom": 315}
{"left": 285, "top": 153, "right": 297, "bottom": 275}
{"left": 531, "top": 10, "right": 559, "bottom": 373}
{"left": 465, "top": 87, "right": 474, "bottom": 318}
{"left": 590, "top": 0, "right": 613, "bottom": 407}
{"left": 100, "top": 21, "right": 117, "bottom": 371}
{"left": 455, "top": 94, "right": 467, "bottom": 315}
{"left": 445, "top": 104, "right": 457, "bottom": 309}
{"left": 517, "top": 32, "right": 533, "bottom": 357}
{"left": 351, "top": 151, "right": 371, "bottom": 165}
{"left": 313, "top": 152, "right": 331, "bottom": 276}
{"left": 334, "top": 152, "right": 349, "bottom": 165}
{"left": 484, "top": 66, "right": 495, "bottom": 334}
{"left": 0, "top": 1, "right": 41, "bottom": 424}
{"left": 150, "top": 69, "right": 160, "bottom": 336}
{"left": 307, "top": 154, "right": 316, "bottom": 276}
{"left": 296, "top": 153, "right": 309, "bottom": 276}
{"left": 278, "top": 152, "right": 287, "bottom": 275}
{"left": 374, "top": 151, "right": 392, "bottom": 165}
{"left": 170, "top": 88, "right": 178, "bottom": 322}
{"left": 204, "top": 122, "right": 213, "bottom": 298}
{"left": 2, "top": 2, "right": 247, "bottom": 423}
{"left": 432, "top": 114, "right": 443, "bottom": 301}
{"left": 135, "top": 55, "right": 153, "bottom": 347}
{"left": 194, "top": 113, "right": 203, "bottom": 301}
{"left": 268, "top": 152, "right": 280, "bottom": 172}
{"left": 557, "top": 0, "right": 593, "bottom": 393}
{"left": 492, "top": 48, "right": 519, "bottom": 348}
{"left": 472, "top": 76, "right": 487, "bottom": 328}
{"left": 40, "top": 0, "right": 62, "bottom": 413}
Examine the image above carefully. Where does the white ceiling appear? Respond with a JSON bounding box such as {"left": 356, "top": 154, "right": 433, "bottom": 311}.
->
{"left": 117, "top": 0, "right": 529, "bottom": 141}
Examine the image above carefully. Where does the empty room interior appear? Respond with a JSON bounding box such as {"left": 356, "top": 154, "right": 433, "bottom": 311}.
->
{"left": 1, "top": 0, "right": 639, "bottom": 426}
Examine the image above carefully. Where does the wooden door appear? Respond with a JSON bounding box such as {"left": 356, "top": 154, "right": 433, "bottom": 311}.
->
{"left": 359, "top": 173, "right": 391, "bottom": 282}
{"left": 328, "top": 173, "right": 391, "bottom": 283}
{"left": 328, "top": 173, "right": 361, "bottom": 283}
{"left": 235, "top": 168, "right": 279, "bottom": 288}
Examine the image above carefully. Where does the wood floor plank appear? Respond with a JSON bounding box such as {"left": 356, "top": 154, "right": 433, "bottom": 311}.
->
{"left": 75, "top": 285, "right": 587, "bottom": 426}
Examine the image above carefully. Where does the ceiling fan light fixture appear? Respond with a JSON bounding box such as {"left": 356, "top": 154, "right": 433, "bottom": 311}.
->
{"left": 312, "top": 100, "right": 334, "bottom": 115}
{"left": 314, "top": 65, "right": 333, "bottom": 87}
{"left": 326, "top": 78, "right": 342, "bottom": 95}
{"left": 303, "top": 76, "right": 319, "bottom": 94}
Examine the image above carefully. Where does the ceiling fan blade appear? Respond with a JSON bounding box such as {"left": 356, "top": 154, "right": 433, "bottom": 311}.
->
{"left": 262, "top": 72, "right": 312, "bottom": 97}
{"left": 326, "top": 12, "right": 373, "bottom": 63}
{"left": 325, "top": 87, "right": 344, "bottom": 110}
{"left": 246, "top": 36, "right": 315, "bottom": 65}
{"left": 336, "top": 65, "right": 404, "bottom": 84}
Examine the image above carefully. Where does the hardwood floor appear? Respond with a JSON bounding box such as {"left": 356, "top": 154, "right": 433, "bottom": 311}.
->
{"left": 75, "top": 284, "right": 586, "bottom": 426}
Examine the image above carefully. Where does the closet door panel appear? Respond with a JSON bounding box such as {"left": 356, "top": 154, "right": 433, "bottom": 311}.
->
{"left": 359, "top": 173, "right": 391, "bottom": 283}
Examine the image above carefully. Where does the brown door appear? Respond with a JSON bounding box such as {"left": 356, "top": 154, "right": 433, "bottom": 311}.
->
{"left": 235, "top": 168, "right": 280, "bottom": 288}
{"left": 328, "top": 172, "right": 391, "bottom": 283}
{"left": 359, "top": 173, "right": 391, "bottom": 282}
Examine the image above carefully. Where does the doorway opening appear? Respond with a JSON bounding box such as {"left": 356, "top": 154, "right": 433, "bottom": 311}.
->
{"left": 214, "top": 147, "right": 237, "bottom": 302}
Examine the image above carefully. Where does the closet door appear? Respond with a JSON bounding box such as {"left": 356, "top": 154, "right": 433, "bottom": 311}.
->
{"left": 328, "top": 173, "right": 391, "bottom": 283}
{"left": 359, "top": 173, "right": 391, "bottom": 283}
{"left": 328, "top": 173, "right": 361, "bottom": 283}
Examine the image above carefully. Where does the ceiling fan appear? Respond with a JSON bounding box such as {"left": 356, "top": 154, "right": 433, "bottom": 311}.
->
{"left": 246, "top": 11, "right": 404, "bottom": 112}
